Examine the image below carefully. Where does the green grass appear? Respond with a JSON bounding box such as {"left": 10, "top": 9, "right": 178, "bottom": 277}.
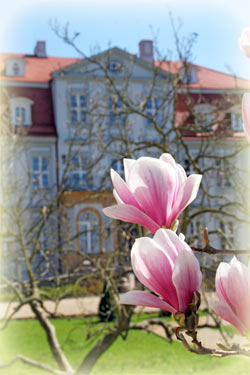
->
{"left": 0, "top": 317, "right": 249, "bottom": 375}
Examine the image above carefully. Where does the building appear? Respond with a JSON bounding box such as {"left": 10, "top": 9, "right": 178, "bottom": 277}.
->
{"left": 1, "top": 40, "right": 249, "bottom": 281}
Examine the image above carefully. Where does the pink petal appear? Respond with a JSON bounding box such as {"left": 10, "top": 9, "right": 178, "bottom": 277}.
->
{"left": 241, "top": 93, "right": 250, "bottom": 144}
{"left": 223, "top": 258, "right": 250, "bottom": 330}
{"left": 239, "top": 28, "right": 250, "bottom": 58}
{"left": 131, "top": 237, "right": 179, "bottom": 309}
{"left": 111, "top": 169, "right": 140, "bottom": 208}
{"left": 153, "top": 228, "right": 191, "bottom": 263}
{"left": 160, "top": 153, "right": 186, "bottom": 185}
{"left": 172, "top": 251, "right": 202, "bottom": 312}
{"left": 212, "top": 301, "right": 247, "bottom": 336}
{"left": 120, "top": 290, "right": 177, "bottom": 313}
{"left": 215, "top": 262, "right": 232, "bottom": 306}
{"left": 103, "top": 204, "right": 160, "bottom": 233}
{"left": 123, "top": 158, "right": 136, "bottom": 182}
{"left": 127, "top": 157, "right": 177, "bottom": 227}
{"left": 169, "top": 174, "right": 202, "bottom": 227}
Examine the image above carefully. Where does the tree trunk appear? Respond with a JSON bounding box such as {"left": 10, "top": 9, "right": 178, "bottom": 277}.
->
{"left": 30, "top": 301, "right": 74, "bottom": 374}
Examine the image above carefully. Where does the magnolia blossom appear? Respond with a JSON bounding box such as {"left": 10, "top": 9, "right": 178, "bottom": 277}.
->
{"left": 213, "top": 257, "right": 250, "bottom": 336}
{"left": 103, "top": 154, "right": 202, "bottom": 233}
{"left": 239, "top": 28, "right": 250, "bottom": 58}
{"left": 120, "top": 228, "right": 202, "bottom": 314}
{"left": 241, "top": 93, "right": 250, "bottom": 144}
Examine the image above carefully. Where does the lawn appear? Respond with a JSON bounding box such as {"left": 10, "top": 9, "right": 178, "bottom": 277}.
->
{"left": 0, "top": 316, "right": 249, "bottom": 375}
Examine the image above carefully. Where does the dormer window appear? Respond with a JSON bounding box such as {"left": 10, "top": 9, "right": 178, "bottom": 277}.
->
{"left": 180, "top": 66, "right": 197, "bottom": 84}
{"left": 5, "top": 58, "right": 26, "bottom": 77}
{"left": 10, "top": 97, "right": 33, "bottom": 126}
{"left": 108, "top": 60, "right": 122, "bottom": 73}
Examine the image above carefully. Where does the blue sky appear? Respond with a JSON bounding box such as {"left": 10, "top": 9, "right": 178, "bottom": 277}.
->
{"left": 1, "top": 0, "right": 250, "bottom": 79}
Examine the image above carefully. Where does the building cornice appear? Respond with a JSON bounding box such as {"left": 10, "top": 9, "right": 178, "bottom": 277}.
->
{"left": 0, "top": 80, "right": 50, "bottom": 89}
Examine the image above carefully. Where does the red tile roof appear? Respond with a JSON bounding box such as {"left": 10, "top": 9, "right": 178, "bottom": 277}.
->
{"left": 156, "top": 61, "right": 250, "bottom": 90}
{"left": 0, "top": 53, "right": 80, "bottom": 83}
{"left": 1, "top": 53, "right": 250, "bottom": 90}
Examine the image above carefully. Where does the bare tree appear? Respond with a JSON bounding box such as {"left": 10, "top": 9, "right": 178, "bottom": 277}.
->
{"left": 0, "top": 21, "right": 250, "bottom": 374}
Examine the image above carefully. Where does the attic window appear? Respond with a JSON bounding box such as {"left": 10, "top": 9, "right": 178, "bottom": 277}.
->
{"left": 108, "top": 60, "right": 122, "bottom": 72}
{"left": 6, "top": 58, "right": 26, "bottom": 77}
{"left": 180, "top": 67, "right": 197, "bottom": 84}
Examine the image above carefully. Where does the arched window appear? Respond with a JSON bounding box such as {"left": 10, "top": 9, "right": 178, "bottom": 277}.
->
{"left": 9, "top": 97, "right": 33, "bottom": 126}
{"left": 77, "top": 209, "right": 102, "bottom": 254}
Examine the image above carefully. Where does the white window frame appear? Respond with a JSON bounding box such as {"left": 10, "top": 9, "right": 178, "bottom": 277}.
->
{"left": 145, "top": 97, "right": 163, "bottom": 126}
{"left": 220, "top": 221, "right": 234, "bottom": 250}
{"left": 5, "top": 57, "right": 26, "bottom": 77}
{"left": 79, "top": 211, "right": 100, "bottom": 254}
{"left": 31, "top": 155, "right": 50, "bottom": 189}
{"left": 10, "top": 97, "right": 33, "bottom": 126}
{"left": 230, "top": 105, "right": 243, "bottom": 132}
{"left": 189, "top": 218, "right": 204, "bottom": 247}
{"left": 69, "top": 93, "right": 87, "bottom": 125}
{"left": 67, "top": 154, "right": 92, "bottom": 190}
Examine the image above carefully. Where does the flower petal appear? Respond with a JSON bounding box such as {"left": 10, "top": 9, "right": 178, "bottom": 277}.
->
{"left": 111, "top": 169, "right": 140, "bottom": 208}
{"left": 212, "top": 301, "right": 247, "bottom": 336}
{"left": 120, "top": 290, "right": 177, "bottom": 313}
{"left": 153, "top": 228, "right": 191, "bottom": 263}
{"left": 239, "top": 28, "right": 250, "bottom": 59}
{"left": 131, "top": 237, "right": 179, "bottom": 309}
{"left": 123, "top": 158, "right": 136, "bottom": 182}
{"left": 127, "top": 157, "right": 177, "bottom": 227}
{"left": 241, "top": 93, "right": 250, "bottom": 144}
{"left": 103, "top": 204, "right": 160, "bottom": 233}
{"left": 172, "top": 251, "right": 202, "bottom": 312}
{"left": 169, "top": 174, "right": 202, "bottom": 227}
{"left": 223, "top": 257, "right": 250, "bottom": 330}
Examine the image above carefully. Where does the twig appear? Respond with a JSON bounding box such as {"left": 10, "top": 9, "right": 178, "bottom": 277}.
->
{"left": 0, "top": 354, "right": 74, "bottom": 374}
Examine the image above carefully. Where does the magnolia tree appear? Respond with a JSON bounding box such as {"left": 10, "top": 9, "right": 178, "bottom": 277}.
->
{"left": 0, "top": 24, "right": 250, "bottom": 375}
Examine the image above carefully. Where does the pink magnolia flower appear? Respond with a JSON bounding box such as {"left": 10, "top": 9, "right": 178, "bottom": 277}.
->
{"left": 120, "top": 228, "right": 202, "bottom": 314}
{"left": 213, "top": 257, "right": 250, "bottom": 336}
{"left": 239, "top": 28, "right": 250, "bottom": 58}
{"left": 103, "top": 154, "right": 202, "bottom": 233}
{"left": 241, "top": 93, "right": 250, "bottom": 144}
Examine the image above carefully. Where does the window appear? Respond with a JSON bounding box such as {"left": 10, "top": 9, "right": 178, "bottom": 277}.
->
{"left": 215, "top": 158, "right": 231, "bottom": 188}
{"left": 108, "top": 95, "right": 124, "bottom": 125}
{"left": 220, "top": 221, "right": 234, "bottom": 250}
{"left": 180, "top": 67, "right": 197, "bottom": 84}
{"left": 10, "top": 97, "right": 33, "bottom": 126}
{"left": 230, "top": 106, "right": 243, "bottom": 132}
{"left": 108, "top": 60, "right": 122, "bottom": 73}
{"left": 31, "top": 156, "right": 49, "bottom": 189}
{"left": 69, "top": 94, "right": 87, "bottom": 125}
{"left": 6, "top": 58, "right": 26, "bottom": 77}
{"left": 145, "top": 98, "right": 162, "bottom": 125}
{"left": 67, "top": 155, "right": 92, "bottom": 190}
{"left": 78, "top": 210, "right": 100, "bottom": 254}
{"left": 189, "top": 219, "right": 204, "bottom": 247}
{"left": 194, "top": 104, "right": 214, "bottom": 131}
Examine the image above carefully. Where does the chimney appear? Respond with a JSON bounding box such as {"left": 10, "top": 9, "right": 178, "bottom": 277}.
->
{"left": 139, "top": 40, "right": 154, "bottom": 63}
{"left": 34, "top": 41, "right": 47, "bottom": 58}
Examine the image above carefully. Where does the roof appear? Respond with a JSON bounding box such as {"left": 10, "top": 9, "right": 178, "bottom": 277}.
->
{"left": 156, "top": 61, "right": 250, "bottom": 90}
{"left": 0, "top": 53, "right": 80, "bottom": 83}
{"left": 1, "top": 52, "right": 250, "bottom": 90}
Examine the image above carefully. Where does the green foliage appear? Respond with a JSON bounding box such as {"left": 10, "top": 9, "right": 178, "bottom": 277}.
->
{"left": 0, "top": 318, "right": 249, "bottom": 375}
